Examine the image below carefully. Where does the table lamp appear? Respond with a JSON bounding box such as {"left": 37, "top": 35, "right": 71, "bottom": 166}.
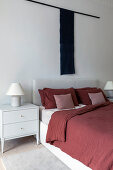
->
{"left": 6, "top": 83, "right": 24, "bottom": 107}
{"left": 104, "top": 81, "right": 113, "bottom": 98}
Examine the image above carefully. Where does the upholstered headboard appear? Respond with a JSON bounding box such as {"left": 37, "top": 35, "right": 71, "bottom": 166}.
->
{"left": 33, "top": 78, "right": 99, "bottom": 105}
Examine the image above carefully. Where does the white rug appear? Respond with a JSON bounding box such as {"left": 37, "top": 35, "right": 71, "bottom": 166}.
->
{"left": 1, "top": 137, "right": 70, "bottom": 170}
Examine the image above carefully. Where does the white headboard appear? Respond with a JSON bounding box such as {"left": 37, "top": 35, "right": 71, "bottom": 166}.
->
{"left": 33, "top": 78, "right": 99, "bottom": 105}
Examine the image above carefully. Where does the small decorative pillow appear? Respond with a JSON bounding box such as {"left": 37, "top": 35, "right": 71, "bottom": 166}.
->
{"left": 54, "top": 94, "right": 75, "bottom": 109}
{"left": 88, "top": 92, "right": 106, "bottom": 105}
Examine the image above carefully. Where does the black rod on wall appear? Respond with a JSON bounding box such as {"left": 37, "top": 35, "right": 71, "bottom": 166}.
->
{"left": 26, "top": 0, "right": 100, "bottom": 19}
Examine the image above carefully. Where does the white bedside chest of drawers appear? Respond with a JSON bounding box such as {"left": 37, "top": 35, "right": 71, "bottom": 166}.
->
{"left": 0, "top": 103, "right": 39, "bottom": 153}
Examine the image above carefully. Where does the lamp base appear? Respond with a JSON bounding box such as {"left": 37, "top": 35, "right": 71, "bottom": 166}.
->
{"left": 107, "top": 91, "right": 113, "bottom": 98}
{"left": 11, "top": 96, "right": 21, "bottom": 107}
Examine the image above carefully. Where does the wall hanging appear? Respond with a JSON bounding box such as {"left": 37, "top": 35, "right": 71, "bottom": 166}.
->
{"left": 60, "top": 9, "right": 75, "bottom": 75}
{"left": 26, "top": 0, "right": 100, "bottom": 75}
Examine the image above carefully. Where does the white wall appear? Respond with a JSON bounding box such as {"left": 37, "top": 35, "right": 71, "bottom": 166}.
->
{"left": 0, "top": 0, "right": 113, "bottom": 104}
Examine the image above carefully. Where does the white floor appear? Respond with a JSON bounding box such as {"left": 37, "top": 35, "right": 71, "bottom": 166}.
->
{"left": 0, "top": 136, "right": 70, "bottom": 170}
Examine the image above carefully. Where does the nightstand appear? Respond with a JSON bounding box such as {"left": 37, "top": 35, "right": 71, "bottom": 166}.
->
{"left": 107, "top": 98, "right": 113, "bottom": 102}
{"left": 0, "top": 103, "right": 39, "bottom": 153}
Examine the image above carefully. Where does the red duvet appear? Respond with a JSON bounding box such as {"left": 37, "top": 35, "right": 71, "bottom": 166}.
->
{"left": 46, "top": 102, "right": 113, "bottom": 170}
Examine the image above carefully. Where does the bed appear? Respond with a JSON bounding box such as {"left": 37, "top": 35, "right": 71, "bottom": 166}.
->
{"left": 33, "top": 78, "right": 99, "bottom": 170}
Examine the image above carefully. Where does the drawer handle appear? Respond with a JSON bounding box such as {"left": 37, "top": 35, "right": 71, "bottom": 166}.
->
{"left": 21, "top": 128, "right": 24, "bottom": 130}
{"left": 21, "top": 115, "right": 24, "bottom": 118}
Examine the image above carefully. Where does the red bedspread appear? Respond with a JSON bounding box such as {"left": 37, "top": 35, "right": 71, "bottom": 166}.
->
{"left": 46, "top": 102, "right": 113, "bottom": 170}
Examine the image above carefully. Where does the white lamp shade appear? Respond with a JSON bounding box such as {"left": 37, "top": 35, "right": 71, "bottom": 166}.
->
{"left": 6, "top": 83, "right": 24, "bottom": 96}
{"left": 104, "top": 81, "right": 113, "bottom": 90}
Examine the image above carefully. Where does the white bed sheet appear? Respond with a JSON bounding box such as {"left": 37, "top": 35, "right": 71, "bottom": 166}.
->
{"left": 39, "top": 104, "right": 86, "bottom": 125}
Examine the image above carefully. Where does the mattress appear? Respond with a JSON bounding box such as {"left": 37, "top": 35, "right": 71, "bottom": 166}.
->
{"left": 39, "top": 104, "right": 86, "bottom": 125}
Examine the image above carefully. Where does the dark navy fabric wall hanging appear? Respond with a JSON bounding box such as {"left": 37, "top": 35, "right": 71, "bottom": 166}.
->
{"left": 60, "top": 9, "right": 75, "bottom": 75}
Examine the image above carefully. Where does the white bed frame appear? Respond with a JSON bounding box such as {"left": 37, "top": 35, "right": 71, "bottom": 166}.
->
{"left": 33, "top": 78, "right": 98, "bottom": 170}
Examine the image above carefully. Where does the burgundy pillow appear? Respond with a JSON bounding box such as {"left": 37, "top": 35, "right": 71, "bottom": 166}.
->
{"left": 38, "top": 89, "right": 45, "bottom": 106}
{"left": 75, "top": 87, "right": 97, "bottom": 104}
{"left": 88, "top": 92, "right": 106, "bottom": 105}
{"left": 54, "top": 94, "right": 75, "bottom": 109}
{"left": 75, "top": 88, "right": 107, "bottom": 105}
{"left": 43, "top": 88, "right": 78, "bottom": 109}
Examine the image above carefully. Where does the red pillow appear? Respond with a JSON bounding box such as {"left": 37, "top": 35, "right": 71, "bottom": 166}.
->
{"left": 75, "top": 88, "right": 107, "bottom": 105}
{"left": 88, "top": 92, "right": 106, "bottom": 105}
{"left": 54, "top": 94, "right": 75, "bottom": 109}
{"left": 43, "top": 88, "right": 78, "bottom": 109}
{"left": 38, "top": 89, "right": 45, "bottom": 106}
{"left": 75, "top": 87, "right": 97, "bottom": 104}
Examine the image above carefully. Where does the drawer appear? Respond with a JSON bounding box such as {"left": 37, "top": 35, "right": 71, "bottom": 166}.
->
{"left": 3, "top": 109, "right": 38, "bottom": 124}
{"left": 4, "top": 120, "right": 37, "bottom": 138}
